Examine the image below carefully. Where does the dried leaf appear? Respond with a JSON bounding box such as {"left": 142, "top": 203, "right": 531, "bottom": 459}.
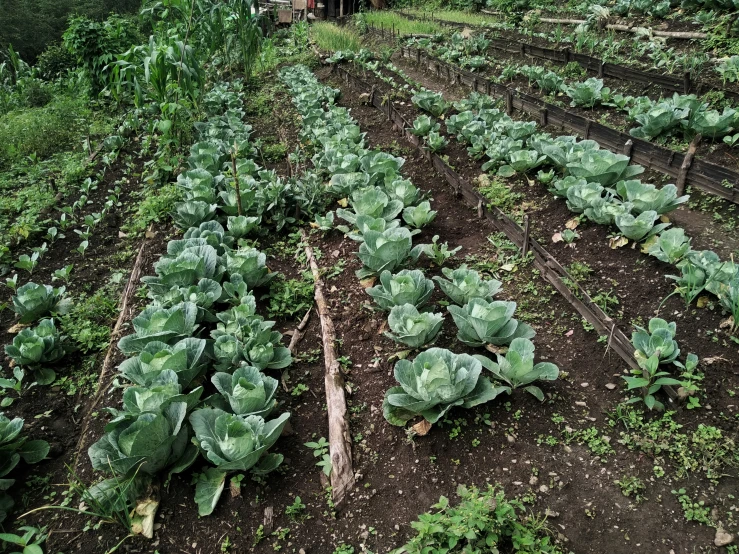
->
{"left": 360, "top": 276, "right": 377, "bottom": 289}
{"left": 565, "top": 218, "right": 579, "bottom": 230}
{"left": 337, "top": 198, "right": 349, "bottom": 207}
{"left": 500, "top": 263, "right": 515, "bottom": 272}
{"left": 412, "top": 420, "right": 432, "bottom": 436}
{"left": 659, "top": 215, "right": 670, "bottom": 224}
{"left": 552, "top": 232, "right": 563, "bottom": 243}
{"left": 696, "top": 296, "right": 709, "bottom": 308}
{"left": 609, "top": 236, "right": 629, "bottom": 249}
{"left": 485, "top": 344, "right": 508, "bottom": 355}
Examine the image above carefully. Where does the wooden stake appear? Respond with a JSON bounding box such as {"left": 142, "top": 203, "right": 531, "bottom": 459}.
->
{"left": 301, "top": 230, "right": 354, "bottom": 507}
{"left": 231, "top": 146, "right": 243, "bottom": 216}
{"left": 522, "top": 215, "right": 530, "bottom": 257}
{"left": 676, "top": 134, "right": 701, "bottom": 196}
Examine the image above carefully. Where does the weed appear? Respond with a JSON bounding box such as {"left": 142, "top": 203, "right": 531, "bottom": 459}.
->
{"left": 672, "top": 488, "right": 714, "bottom": 526}
{"left": 615, "top": 476, "right": 646, "bottom": 503}
{"left": 267, "top": 273, "right": 314, "bottom": 320}
{"left": 285, "top": 496, "right": 308, "bottom": 522}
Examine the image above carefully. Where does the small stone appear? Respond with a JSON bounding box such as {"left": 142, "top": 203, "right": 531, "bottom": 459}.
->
{"left": 575, "top": 401, "right": 586, "bottom": 407}
{"left": 539, "top": 485, "right": 550, "bottom": 493}
{"left": 605, "top": 383, "right": 617, "bottom": 390}
{"left": 506, "top": 434, "right": 516, "bottom": 444}
{"left": 715, "top": 528, "right": 734, "bottom": 547}
{"left": 300, "top": 549, "right": 306, "bottom": 554}
{"left": 545, "top": 508, "right": 560, "bottom": 518}
{"left": 580, "top": 382, "right": 589, "bottom": 388}
{"left": 513, "top": 481, "right": 523, "bottom": 486}
{"left": 529, "top": 476, "right": 538, "bottom": 485}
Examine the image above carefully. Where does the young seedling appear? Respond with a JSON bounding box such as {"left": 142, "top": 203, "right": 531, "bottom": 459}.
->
{"left": 422, "top": 235, "right": 461, "bottom": 267}
{"left": 52, "top": 265, "right": 74, "bottom": 283}
{"left": 623, "top": 354, "right": 682, "bottom": 411}
{"left": 304, "top": 437, "right": 332, "bottom": 477}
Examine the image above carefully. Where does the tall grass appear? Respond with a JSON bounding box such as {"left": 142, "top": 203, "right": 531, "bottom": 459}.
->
{"left": 403, "top": 8, "right": 501, "bottom": 26}
{"left": 310, "top": 22, "right": 362, "bottom": 52}
{"left": 361, "top": 11, "right": 443, "bottom": 35}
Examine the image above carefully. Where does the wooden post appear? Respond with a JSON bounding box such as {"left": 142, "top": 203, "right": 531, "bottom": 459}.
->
{"left": 584, "top": 120, "right": 591, "bottom": 139}
{"left": 683, "top": 72, "right": 691, "bottom": 94}
{"left": 505, "top": 89, "right": 513, "bottom": 115}
{"left": 522, "top": 215, "right": 530, "bottom": 257}
{"left": 301, "top": 231, "right": 354, "bottom": 508}
{"left": 676, "top": 134, "right": 701, "bottom": 196}
{"left": 622, "top": 139, "right": 634, "bottom": 160}
{"left": 539, "top": 108, "right": 548, "bottom": 128}
{"left": 563, "top": 47, "right": 571, "bottom": 64}
{"left": 598, "top": 61, "right": 604, "bottom": 78}
{"left": 477, "top": 199, "right": 484, "bottom": 219}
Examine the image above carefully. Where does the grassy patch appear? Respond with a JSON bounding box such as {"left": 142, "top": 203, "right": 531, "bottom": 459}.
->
{"left": 360, "top": 11, "right": 443, "bottom": 36}
{"left": 310, "top": 22, "right": 362, "bottom": 52}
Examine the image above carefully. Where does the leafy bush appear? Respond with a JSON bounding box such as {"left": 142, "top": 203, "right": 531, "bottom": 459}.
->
{"left": 117, "top": 338, "right": 209, "bottom": 389}
{"left": 4, "top": 318, "right": 70, "bottom": 368}
{"left": 117, "top": 302, "right": 200, "bottom": 355}
{"left": 366, "top": 269, "right": 435, "bottom": 311}
{"left": 411, "top": 90, "right": 449, "bottom": 117}
{"left": 356, "top": 228, "right": 425, "bottom": 279}
{"left": 189, "top": 410, "right": 290, "bottom": 515}
{"left": 447, "top": 298, "right": 535, "bottom": 347}
{"left": 11, "top": 282, "right": 70, "bottom": 324}
{"left": 0, "top": 415, "right": 49, "bottom": 523}
{"left": 475, "top": 338, "right": 559, "bottom": 401}
{"left": 433, "top": 265, "right": 502, "bottom": 306}
{"left": 211, "top": 366, "right": 278, "bottom": 417}
{"left": 632, "top": 318, "right": 680, "bottom": 365}
{"left": 382, "top": 348, "right": 504, "bottom": 426}
{"left": 384, "top": 304, "right": 444, "bottom": 348}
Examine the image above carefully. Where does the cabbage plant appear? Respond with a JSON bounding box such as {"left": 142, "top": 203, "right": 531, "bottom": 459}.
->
{"left": 687, "top": 108, "right": 737, "bottom": 139}
{"left": 336, "top": 187, "right": 404, "bottom": 225}
{"left": 117, "top": 338, "right": 210, "bottom": 389}
{"left": 632, "top": 318, "right": 680, "bottom": 365}
{"left": 630, "top": 103, "right": 686, "bottom": 140}
{"left": 343, "top": 216, "right": 403, "bottom": 242}
{"left": 0, "top": 415, "right": 49, "bottom": 523}
{"left": 583, "top": 196, "right": 631, "bottom": 225}
{"left": 498, "top": 150, "right": 546, "bottom": 178}
{"left": 5, "top": 318, "right": 69, "bottom": 368}
{"left": 189, "top": 409, "right": 290, "bottom": 515}
{"left": 382, "top": 348, "right": 504, "bottom": 426}
{"left": 11, "top": 282, "right": 70, "bottom": 324}
{"left": 425, "top": 131, "right": 448, "bottom": 153}
{"left": 615, "top": 211, "right": 670, "bottom": 241}
{"left": 172, "top": 200, "right": 217, "bottom": 230}
{"left": 433, "top": 265, "right": 502, "bottom": 306}
{"left": 384, "top": 304, "right": 444, "bottom": 348}
{"left": 385, "top": 178, "right": 421, "bottom": 207}
{"left": 223, "top": 247, "right": 276, "bottom": 289}
{"left": 402, "top": 201, "right": 437, "bottom": 229}
{"left": 118, "top": 302, "right": 200, "bottom": 355}
{"left": 566, "top": 182, "right": 605, "bottom": 213}
{"left": 646, "top": 228, "right": 691, "bottom": 264}
{"left": 88, "top": 403, "right": 196, "bottom": 477}
{"left": 564, "top": 78, "right": 610, "bottom": 108}
{"left": 615, "top": 181, "right": 688, "bottom": 215}
{"left": 211, "top": 366, "right": 278, "bottom": 417}
{"left": 211, "top": 309, "right": 292, "bottom": 371}
{"left": 409, "top": 115, "right": 440, "bottom": 137}
{"left": 356, "top": 228, "right": 426, "bottom": 279}
{"left": 366, "top": 269, "right": 434, "bottom": 311}
{"left": 475, "top": 338, "right": 559, "bottom": 401}
{"left": 411, "top": 90, "right": 449, "bottom": 117}
{"left": 149, "top": 279, "right": 223, "bottom": 322}
{"left": 448, "top": 299, "right": 535, "bottom": 347}
{"left": 227, "top": 215, "right": 262, "bottom": 239}
{"left": 566, "top": 151, "right": 643, "bottom": 187}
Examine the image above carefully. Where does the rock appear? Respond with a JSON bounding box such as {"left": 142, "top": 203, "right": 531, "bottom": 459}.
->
{"left": 529, "top": 476, "right": 539, "bottom": 486}
{"left": 715, "top": 528, "right": 734, "bottom": 547}
{"left": 539, "top": 485, "right": 550, "bottom": 494}
{"left": 605, "top": 383, "right": 617, "bottom": 390}
{"left": 580, "top": 382, "right": 589, "bottom": 388}
{"left": 506, "top": 434, "right": 516, "bottom": 444}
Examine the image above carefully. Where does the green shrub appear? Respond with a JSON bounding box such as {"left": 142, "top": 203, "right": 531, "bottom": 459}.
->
{"left": 0, "top": 95, "right": 90, "bottom": 167}
{"left": 36, "top": 43, "right": 78, "bottom": 80}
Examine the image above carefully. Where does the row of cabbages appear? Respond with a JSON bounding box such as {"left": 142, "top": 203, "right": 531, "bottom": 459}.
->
{"left": 281, "top": 64, "right": 560, "bottom": 432}
{"left": 409, "top": 90, "right": 739, "bottom": 328}
{"left": 407, "top": 35, "right": 739, "bottom": 142}
{"left": 88, "top": 82, "right": 295, "bottom": 519}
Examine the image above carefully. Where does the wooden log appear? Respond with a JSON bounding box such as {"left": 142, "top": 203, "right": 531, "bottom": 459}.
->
{"left": 676, "top": 134, "right": 701, "bottom": 196}
{"left": 301, "top": 230, "right": 354, "bottom": 508}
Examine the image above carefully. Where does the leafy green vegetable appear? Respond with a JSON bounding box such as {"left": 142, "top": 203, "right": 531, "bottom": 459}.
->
{"left": 5, "top": 319, "right": 70, "bottom": 368}
{"left": 366, "top": 269, "right": 435, "bottom": 311}
{"left": 337, "top": 187, "right": 404, "bottom": 226}
{"left": 475, "top": 338, "right": 559, "bottom": 401}
{"left": 615, "top": 181, "right": 688, "bottom": 215}
{"left": 564, "top": 78, "right": 610, "bottom": 108}
{"left": 615, "top": 211, "right": 670, "bottom": 241}
{"left": 189, "top": 409, "right": 290, "bottom": 515}
{"left": 211, "top": 366, "right": 278, "bottom": 418}
{"left": 623, "top": 354, "right": 682, "bottom": 411}
{"left": 646, "top": 228, "right": 691, "bottom": 264}
{"left": 382, "top": 348, "right": 504, "bottom": 426}
{"left": 118, "top": 302, "right": 200, "bottom": 355}
{"left": 425, "top": 131, "right": 449, "bottom": 153}
{"left": 11, "top": 282, "right": 70, "bottom": 324}
{"left": 223, "top": 247, "right": 276, "bottom": 289}
{"left": 211, "top": 309, "right": 292, "bottom": 371}
{"left": 402, "top": 201, "right": 437, "bottom": 229}
{"left": 409, "top": 115, "right": 440, "bottom": 137}
{"left": 117, "top": 338, "right": 209, "bottom": 389}
{"left": 433, "top": 265, "right": 502, "bottom": 306}
{"left": 356, "top": 228, "right": 426, "bottom": 279}
{"left": 632, "top": 318, "right": 680, "bottom": 365}
{"left": 172, "top": 200, "right": 217, "bottom": 230}
{"left": 447, "top": 298, "right": 535, "bottom": 347}
{"left": 411, "top": 90, "right": 449, "bottom": 117}
{"left": 384, "top": 304, "right": 444, "bottom": 348}
{"left": 566, "top": 151, "right": 644, "bottom": 187}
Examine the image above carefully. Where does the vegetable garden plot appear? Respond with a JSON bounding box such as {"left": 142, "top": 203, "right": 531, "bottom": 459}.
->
{"left": 325, "top": 53, "right": 739, "bottom": 414}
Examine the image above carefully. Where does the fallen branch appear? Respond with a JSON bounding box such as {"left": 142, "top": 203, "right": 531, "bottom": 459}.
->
{"left": 538, "top": 17, "right": 707, "bottom": 39}
{"left": 675, "top": 133, "right": 702, "bottom": 196}
{"left": 282, "top": 308, "right": 313, "bottom": 392}
{"left": 301, "top": 229, "right": 354, "bottom": 507}
{"left": 72, "top": 225, "right": 153, "bottom": 470}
